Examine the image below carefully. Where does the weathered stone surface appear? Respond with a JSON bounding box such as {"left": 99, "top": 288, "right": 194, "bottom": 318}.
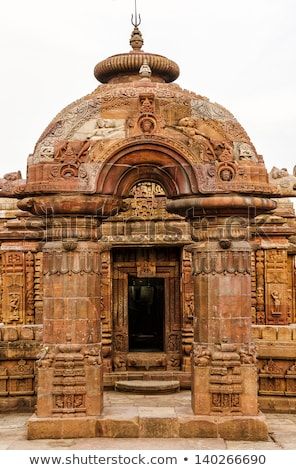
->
{"left": 19, "top": 327, "right": 34, "bottom": 341}
{"left": 261, "top": 326, "right": 278, "bottom": 341}
{"left": 278, "top": 327, "right": 292, "bottom": 342}
{"left": 27, "top": 415, "right": 97, "bottom": 439}
{"left": 217, "top": 414, "right": 269, "bottom": 441}
{"left": 115, "top": 380, "right": 180, "bottom": 394}
{"left": 96, "top": 408, "right": 139, "bottom": 438}
{"left": 138, "top": 407, "right": 179, "bottom": 438}
{"left": 2, "top": 327, "right": 18, "bottom": 342}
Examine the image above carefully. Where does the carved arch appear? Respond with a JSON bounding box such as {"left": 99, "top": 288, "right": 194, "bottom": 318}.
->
{"left": 95, "top": 139, "right": 199, "bottom": 198}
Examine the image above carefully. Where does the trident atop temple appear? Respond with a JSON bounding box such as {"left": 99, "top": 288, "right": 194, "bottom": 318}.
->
{"left": 130, "top": 0, "right": 144, "bottom": 51}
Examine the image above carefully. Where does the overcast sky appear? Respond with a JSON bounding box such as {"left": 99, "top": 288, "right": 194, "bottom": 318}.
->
{"left": 0, "top": 0, "right": 295, "bottom": 177}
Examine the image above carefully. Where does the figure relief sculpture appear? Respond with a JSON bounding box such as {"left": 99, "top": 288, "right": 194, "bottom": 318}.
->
{"left": 269, "top": 166, "right": 296, "bottom": 194}
{"left": 139, "top": 117, "right": 156, "bottom": 134}
{"left": 54, "top": 140, "right": 91, "bottom": 163}
{"left": 271, "top": 291, "right": 281, "bottom": 315}
{"left": 176, "top": 117, "right": 233, "bottom": 163}
{"left": 9, "top": 293, "right": 20, "bottom": 322}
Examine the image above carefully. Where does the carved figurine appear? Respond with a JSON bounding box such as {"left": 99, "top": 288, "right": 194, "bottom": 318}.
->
{"left": 271, "top": 290, "right": 281, "bottom": 314}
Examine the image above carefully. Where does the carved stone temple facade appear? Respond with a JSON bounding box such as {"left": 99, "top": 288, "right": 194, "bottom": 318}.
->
{"left": 1, "top": 21, "right": 296, "bottom": 440}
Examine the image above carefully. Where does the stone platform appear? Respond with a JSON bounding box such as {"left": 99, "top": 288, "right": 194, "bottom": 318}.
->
{"left": 27, "top": 391, "right": 268, "bottom": 441}
{"left": 115, "top": 380, "right": 180, "bottom": 394}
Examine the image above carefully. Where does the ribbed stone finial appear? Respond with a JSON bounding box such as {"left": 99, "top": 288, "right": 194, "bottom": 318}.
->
{"left": 130, "top": 0, "right": 143, "bottom": 51}
{"left": 130, "top": 25, "right": 144, "bottom": 51}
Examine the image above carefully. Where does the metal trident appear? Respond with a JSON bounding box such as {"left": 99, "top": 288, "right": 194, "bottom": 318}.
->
{"left": 131, "top": 0, "right": 141, "bottom": 27}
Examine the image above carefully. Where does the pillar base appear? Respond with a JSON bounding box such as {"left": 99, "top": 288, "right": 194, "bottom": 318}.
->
{"left": 27, "top": 411, "right": 268, "bottom": 441}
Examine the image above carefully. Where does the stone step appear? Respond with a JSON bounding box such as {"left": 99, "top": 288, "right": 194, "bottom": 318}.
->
{"left": 115, "top": 380, "right": 180, "bottom": 394}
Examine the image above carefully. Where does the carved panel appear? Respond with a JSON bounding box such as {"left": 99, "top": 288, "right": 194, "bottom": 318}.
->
{"left": 114, "top": 181, "right": 176, "bottom": 220}
{"left": 100, "top": 250, "right": 112, "bottom": 372}
{"left": 286, "top": 362, "right": 296, "bottom": 395}
{"left": 126, "top": 352, "right": 167, "bottom": 371}
{"left": 1, "top": 252, "right": 26, "bottom": 325}
{"left": 251, "top": 251, "right": 257, "bottom": 323}
{"left": 0, "top": 360, "right": 35, "bottom": 397}
{"left": 25, "top": 252, "right": 35, "bottom": 324}
{"left": 259, "top": 359, "right": 288, "bottom": 396}
{"left": 0, "top": 366, "right": 8, "bottom": 396}
{"left": 265, "top": 249, "right": 288, "bottom": 324}
{"left": 288, "top": 255, "right": 294, "bottom": 324}
{"left": 255, "top": 250, "right": 265, "bottom": 324}
{"left": 181, "top": 249, "right": 194, "bottom": 370}
{"left": 0, "top": 251, "right": 44, "bottom": 325}
{"left": 211, "top": 393, "right": 241, "bottom": 412}
{"left": 209, "top": 343, "right": 243, "bottom": 414}
{"left": 0, "top": 255, "right": 2, "bottom": 323}
{"left": 37, "top": 342, "right": 103, "bottom": 417}
{"left": 34, "top": 252, "right": 43, "bottom": 324}
{"left": 8, "top": 360, "right": 35, "bottom": 396}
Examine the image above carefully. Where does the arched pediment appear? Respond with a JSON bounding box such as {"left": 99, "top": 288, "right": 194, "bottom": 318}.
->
{"left": 94, "top": 136, "right": 199, "bottom": 198}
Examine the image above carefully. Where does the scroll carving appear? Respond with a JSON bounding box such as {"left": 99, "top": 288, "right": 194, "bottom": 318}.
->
{"left": 25, "top": 252, "right": 35, "bottom": 324}
{"left": 34, "top": 252, "right": 43, "bottom": 324}
{"left": 100, "top": 250, "right": 112, "bottom": 372}
{"left": 255, "top": 250, "right": 265, "bottom": 324}
{"left": 181, "top": 249, "right": 194, "bottom": 371}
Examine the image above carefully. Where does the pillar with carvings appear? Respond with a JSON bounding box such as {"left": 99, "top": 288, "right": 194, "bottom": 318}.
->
{"left": 37, "top": 216, "right": 103, "bottom": 420}
{"left": 17, "top": 195, "right": 122, "bottom": 438}
{"left": 167, "top": 195, "right": 275, "bottom": 439}
{"left": 189, "top": 215, "right": 257, "bottom": 417}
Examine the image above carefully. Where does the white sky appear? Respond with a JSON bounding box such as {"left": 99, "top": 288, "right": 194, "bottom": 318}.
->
{"left": 0, "top": 0, "right": 295, "bottom": 177}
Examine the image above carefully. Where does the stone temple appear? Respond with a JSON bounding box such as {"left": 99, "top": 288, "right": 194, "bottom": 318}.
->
{"left": 0, "top": 15, "right": 296, "bottom": 440}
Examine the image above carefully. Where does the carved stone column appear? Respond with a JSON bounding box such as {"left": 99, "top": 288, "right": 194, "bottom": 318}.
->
{"left": 189, "top": 217, "right": 257, "bottom": 417}
{"left": 20, "top": 195, "right": 123, "bottom": 439}
{"left": 29, "top": 216, "right": 102, "bottom": 438}
{"left": 167, "top": 195, "right": 274, "bottom": 439}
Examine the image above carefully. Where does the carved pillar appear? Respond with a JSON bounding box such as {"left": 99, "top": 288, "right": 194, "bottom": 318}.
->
{"left": 167, "top": 195, "right": 273, "bottom": 439}
{"left": 181, "top": 248, "right": 194, "bottom": 372}
{"left": 36, "top": 217, "right": 103, "bottom": 418}
{"left": 21, "top": 194, "right": 124, "bottom": 438}
{"left": 189, "top": 217, "right": 257, "bottom": 416}
{"left": 100, "top": 249, "right": 113, "bottom": 373}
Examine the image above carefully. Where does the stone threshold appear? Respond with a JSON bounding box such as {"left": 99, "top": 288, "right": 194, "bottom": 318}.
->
{"left": 27, "top": 409, "right": 268, "bottom": 441}
{"left": 115, "top": 380, "right": 180, "bottom": 394}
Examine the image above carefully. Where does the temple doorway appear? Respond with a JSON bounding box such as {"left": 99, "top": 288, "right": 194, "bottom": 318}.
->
{"left": 128, "top": 276, "right": 164, "bottom": 352}
{"left": 112, "top": 247, "right": 182, "bottom": 371}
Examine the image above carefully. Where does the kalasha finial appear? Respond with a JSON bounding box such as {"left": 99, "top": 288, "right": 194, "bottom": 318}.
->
{"left": 130, "top": 0, "right": 144, "bottom": 51}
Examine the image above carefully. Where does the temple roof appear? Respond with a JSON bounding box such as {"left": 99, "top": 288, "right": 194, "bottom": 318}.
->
{"left": 15, "top": 8, "right": 284, "bottom": 201}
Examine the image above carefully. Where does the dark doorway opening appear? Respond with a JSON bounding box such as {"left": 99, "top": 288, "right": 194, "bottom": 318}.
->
{"left": 128, "top": 276, "right": 164, "bottom": 352}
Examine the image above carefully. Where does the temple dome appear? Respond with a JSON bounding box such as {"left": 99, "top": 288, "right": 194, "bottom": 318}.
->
{"left": 25, "top": 22, "right": 276, "bottom": 200}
